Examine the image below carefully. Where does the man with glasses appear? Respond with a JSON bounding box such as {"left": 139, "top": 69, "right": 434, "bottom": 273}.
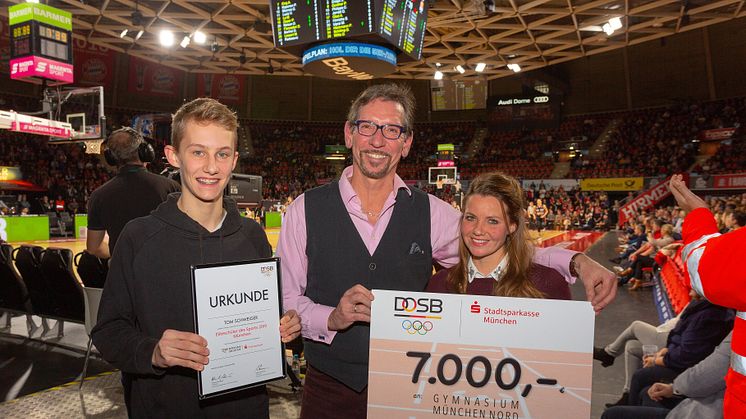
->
{"left": 277, "top": 83, "right": 617, "bottom": 418}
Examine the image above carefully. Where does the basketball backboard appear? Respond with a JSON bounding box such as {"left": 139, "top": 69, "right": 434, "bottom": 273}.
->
{"left": 44, "top": 86, "right": 106, "bottom": 142}
{"left": 428, "top": 166, "right": 457, "bottom": 185}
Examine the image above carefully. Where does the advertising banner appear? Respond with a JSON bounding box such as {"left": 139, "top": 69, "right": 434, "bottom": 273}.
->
{"left": 73, "top": 39, "right": 115, "bottom": 88}
{"left": 195, "top": 73, "right": 245, "bottom": 104}
{"left": 579, "top": 177, "right": 644, "bottom": 192}
{"left": 368, "top": 290, "right": 595, "bottom": 419}
{"left": 10, "top": 56, "right": 73, "bottom": 83}
{"left": 127, "top": 55, "right": 184, "bottom": 97}
{"left": 617, "top": 177, "right": 673, "bottom": 226}
{"left": 521, "top": 179, "right": 579, "bottom": 191}
{"left": 712, "top": 173, "right": 746, "bottom": 189}
{"left": 698, "top": 127, "right": 737, "bottom": 142}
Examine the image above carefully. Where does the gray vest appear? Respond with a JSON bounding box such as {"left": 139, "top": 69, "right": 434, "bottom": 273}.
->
{"left": 304, "top": 180, "right": 432, "bottom": 391}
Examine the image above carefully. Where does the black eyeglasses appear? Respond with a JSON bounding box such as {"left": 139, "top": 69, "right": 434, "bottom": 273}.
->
{"left": 352, "top": 120, "right": 409, "bottom": 140}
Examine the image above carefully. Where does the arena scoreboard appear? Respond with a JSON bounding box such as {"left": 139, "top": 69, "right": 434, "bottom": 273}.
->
{"left": 376, "top": 0, "right": 427, "bottom": 60}
{"left": 270, "top": 0, "right": 427, "bottom": 61}
{"left": 8, "top": 3, "right": 73, "bottom": 84}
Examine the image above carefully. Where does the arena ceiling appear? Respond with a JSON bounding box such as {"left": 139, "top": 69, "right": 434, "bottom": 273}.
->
{"left": 2, "top": 0, "right": 745, "bottom": 80}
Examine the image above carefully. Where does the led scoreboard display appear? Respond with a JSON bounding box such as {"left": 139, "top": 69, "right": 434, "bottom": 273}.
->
{"left": 376, "top": 0, "right": 427, "bottom": 60}
{"left": 272, "top": 1, "right": 373, "bottom": 47}
{"left": 270, "top": 0, "right": 427, "bottom": 61}
{"left": 8, "top": 3, "right": 73, "bottom": 84}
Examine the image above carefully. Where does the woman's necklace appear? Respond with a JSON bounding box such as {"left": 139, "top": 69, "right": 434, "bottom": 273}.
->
{"left": 362, "top": 208, "right": 381, "bottom": 218}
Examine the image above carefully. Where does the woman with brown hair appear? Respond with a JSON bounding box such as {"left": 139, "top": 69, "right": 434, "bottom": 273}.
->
{"left": 426, "top": 171, "right": 571, "bottom": 299}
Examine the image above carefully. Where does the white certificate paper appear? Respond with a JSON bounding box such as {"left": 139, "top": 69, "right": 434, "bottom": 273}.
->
{"left": 191, "top": 258, "right": 285, "bottom": 399}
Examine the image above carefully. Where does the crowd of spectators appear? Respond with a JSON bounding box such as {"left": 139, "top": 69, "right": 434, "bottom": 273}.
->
{"left": 612, "top": 191, "right": 745, "bottom": 290}
{"left": 238, "top": 121, "right": 339, "bottom": 201}
{"left": 2, "top": 92, "right": 746, "bottom": 229}
{"left": 569, "top": 98, "right": 746, "bottom": 179}
{"left": 524, "top": 182, "right": 612, "bottom": 231}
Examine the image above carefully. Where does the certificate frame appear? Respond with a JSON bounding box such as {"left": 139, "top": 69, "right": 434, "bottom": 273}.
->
{"left": 191, "top": 257, "right": 286, "bottom": 399}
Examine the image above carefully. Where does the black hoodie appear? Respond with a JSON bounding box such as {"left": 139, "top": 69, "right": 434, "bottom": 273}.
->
{"left": 92, "top": 194, "right": 272, "bottom": 418}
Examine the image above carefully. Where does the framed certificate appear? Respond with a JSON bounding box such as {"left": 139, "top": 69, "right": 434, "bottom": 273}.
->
{"left": 368, "top": 290, "right": 595, "bottom": 419}
{"left": 191, "top": 257, "right": 285, "bottom": 399}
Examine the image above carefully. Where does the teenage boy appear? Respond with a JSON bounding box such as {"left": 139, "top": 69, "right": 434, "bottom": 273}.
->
{"left": 92, "top": 98, "right": 301, "bottom": 418}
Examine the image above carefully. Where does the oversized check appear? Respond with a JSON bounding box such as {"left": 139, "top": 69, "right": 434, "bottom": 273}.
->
{"left": 191, "top": 258, "right": 285, "bottom": 399}
{"left": 368, "top": 290, "right": 595, "bottom": 419}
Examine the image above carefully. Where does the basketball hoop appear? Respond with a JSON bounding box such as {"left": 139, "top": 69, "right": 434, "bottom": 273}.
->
{"left": 84, "top": 139, "right": 104, "bottom": 154}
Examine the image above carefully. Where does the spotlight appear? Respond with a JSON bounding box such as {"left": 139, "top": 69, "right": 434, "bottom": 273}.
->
{"left": 609, "top": 17, "right": 623, "bottom": 30}
{"left": 180, "top": 35, "right": 190, "bottom": 48}
{"left": 159, "top": 30, "right": 175, "bottom": 47}
{"left": 210, "top": 40, "right": 219, "bottom": 53}
{"left": 455, "top": 65, "right": 465, "bottom": 74}
{"left": 135, "top": 30, "right": 144, "bottom": 40}
{"left": 120, "top": 29, "right": 129, "bottom": 38}
{"left": 475, "top": 62, "right": 486, "bottom": 72}
{"left": 193, "top": 31, "right": 207, "bottom": 44}
{"left": 507, "top": 63, "right": 521, "bottom": 73}
{"left": 434, "top": 70, "right": 443, "bottom": 80}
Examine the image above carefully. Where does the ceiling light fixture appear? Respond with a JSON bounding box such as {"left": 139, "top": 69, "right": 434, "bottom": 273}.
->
{"left": 193, "top": 31, "right": 207, "bottom": 44}
{"left": 475, "top": 62, "right": 486, "bottom": 72}
{"left": 434, "top": 70, "right": 443, "bottom": 80}
{"left": 120, "top": 29, "right": 128, "bottom": 38}
{"left": 135, "top": 30, "right": 144, "bottom": 40}
{"left": 609, "top": 17, "right": 623, "bottom": 30}
{"left": 180, "top": 35, "right": 190, "bottom": 48}
{"left": 507, "top": 63, "right": 521, "bottom": 73}
{"left": 602, "top": 23, "right": 614, "bottom": 35}
{"left": 159, "top": 30, "right": 175, "bottom": 47}
{"left": 455, "top": 65, "right": 465, "bottom": 74}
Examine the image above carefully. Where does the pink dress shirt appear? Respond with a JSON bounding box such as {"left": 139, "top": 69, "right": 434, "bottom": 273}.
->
{"left": 277, "top": 166, "right": 576, "bottom": 343}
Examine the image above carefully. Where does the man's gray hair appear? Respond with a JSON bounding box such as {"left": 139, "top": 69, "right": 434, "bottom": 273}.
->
{"left": 347, "top": 83, "right": 415, "bottom": 133}
{"left": 107, "top": 127, "right": 143, "bottom": 164}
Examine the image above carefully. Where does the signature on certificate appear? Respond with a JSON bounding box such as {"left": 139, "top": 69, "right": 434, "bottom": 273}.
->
{"left": 210, "top": 372, "right": 234, "bottom": 385}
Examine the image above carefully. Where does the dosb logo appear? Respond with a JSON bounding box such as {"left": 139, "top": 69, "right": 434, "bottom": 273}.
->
{"left": 394, "top": 297, "right": 443, "bottom": 314}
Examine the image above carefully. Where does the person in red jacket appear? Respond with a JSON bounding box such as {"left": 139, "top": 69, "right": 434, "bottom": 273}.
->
{"left": 669, "top": 174, "right": 746, "bottom": 419}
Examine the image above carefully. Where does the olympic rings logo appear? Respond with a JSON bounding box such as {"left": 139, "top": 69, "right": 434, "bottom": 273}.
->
{"left": 402, "top": 319, "right": 434, "bottom": 335}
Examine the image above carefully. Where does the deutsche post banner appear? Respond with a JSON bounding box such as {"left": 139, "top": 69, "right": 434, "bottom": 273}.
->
{"left": 579, "top": 177, "right": 643, "bottom": 191}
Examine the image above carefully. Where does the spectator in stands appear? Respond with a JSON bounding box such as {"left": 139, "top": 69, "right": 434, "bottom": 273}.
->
{"left": 426, "top": 172, "right": 570, "bottom": 300}
{"left": 600, "top": 290, "right": 734, "bottom": 408}
{"left": 601, "top": 332, "right": 732, "bottom": 419}
{"left": 86, "top": 127, "right": 179, "bottom": 258}
{"left": 622, "top": 224, "right": 676, "bottom": 290}
{"left": 277, "top": 83, "right": 617, "bottom": 419}
{"left": 38, "top": 196, "right": 53, "bottom": 213}
{"left": 723, "top": 210, "right": 745, "bottom": 232}
{"left": 92, "top": 98, "right": 301, "bottom": 418}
